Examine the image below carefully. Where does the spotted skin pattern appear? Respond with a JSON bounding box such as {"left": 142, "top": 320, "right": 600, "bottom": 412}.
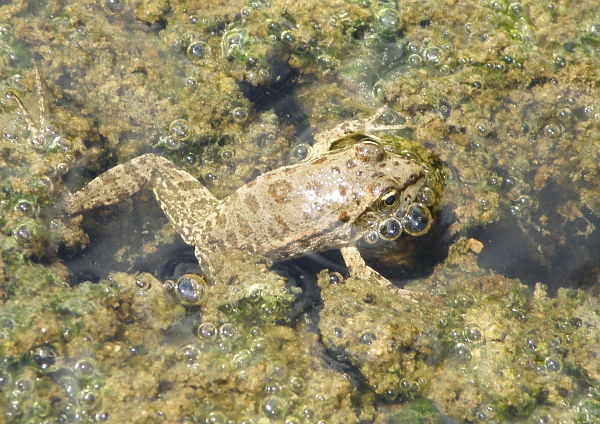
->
{"left": 65, "top": 116, "right": 428, "bottom": 296}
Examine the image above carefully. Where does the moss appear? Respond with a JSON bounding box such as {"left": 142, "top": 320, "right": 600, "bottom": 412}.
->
{"left": 0, "top": 0, "right": 599, "bottom": 422}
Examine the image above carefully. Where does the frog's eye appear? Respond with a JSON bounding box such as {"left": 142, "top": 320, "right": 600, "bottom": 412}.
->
{"left": 376, "top": 187, "right": 400, "bottom": 212}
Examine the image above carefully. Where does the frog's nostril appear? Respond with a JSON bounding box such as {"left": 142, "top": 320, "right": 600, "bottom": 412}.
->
{"left": 353, "top": 142, "right": 385, "bottom": 163}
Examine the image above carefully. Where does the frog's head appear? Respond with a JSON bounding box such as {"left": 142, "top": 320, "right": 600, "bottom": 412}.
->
{"left": 346, "top": 135, "right": 444, "bottom": 245}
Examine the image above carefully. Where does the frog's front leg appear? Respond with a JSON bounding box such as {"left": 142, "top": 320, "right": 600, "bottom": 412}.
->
{"left": 65, "top": 153, "right": 217, "bottom": 246}
{"left": 340, "top": 246, "right": 417, "bottom": 302}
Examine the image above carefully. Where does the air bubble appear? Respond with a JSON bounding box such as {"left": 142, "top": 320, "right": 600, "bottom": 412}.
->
{"left": 233, "top": 350, "right": 251, "bottom": 369}
{"left": 290, "top": 143, "right": 311, "bottom": 162}
{"left": 416, "top": 187, "right": 436, "bottom": 207}
{"left": 317, "top": 55, "right": 336, "bottom": 70}
{"left": 328, "top": 271, "right": 344, "bottom": 285}
{"left": 57, "top": 163, "right": 69, "bottom": 175}
{"left": 51, "top": 135, "right": 72, "bottom": 151}
{"left": 407, "top": 54, "right": 423, "bottom": 66}
{"left": 206, "top": 411, "right": 227, "bottom": 423}
{"left": 15, "top": 199, "right": 35, "bottom": 216}
{"left": 376, "top": 8, "right": 401, "bottom": 34}
{"left": 557, "top": 108, "right": 572, "bottom": 121}
{"left": 251, "top": 337, "right": 266, "bottom": 352}
{"left": 263, "top": 396, "right": 284, "bottom": 418}
{"left": 13, "top": 223, "right": 32, "bottom": 243}
{"left": 163, "top": 279, "right": 175, "bottom": 291}
{"left": 543, "top": 123, "right": 562, "bottom": 138}
{"left": 453, "top": 343, "right": 472, "bottom": 362}
{"left": 32, "top": 344, "right": 57, "bottom": 372}
{"left": 219, "top": 323, "right": 238, "bottom": 339}
{"left": 134, "top": 275, "right": 151, "bottom": 290}
{"left": 197, "top": 322, "right": 217, "bottom": 340}
{"left": 180, "top": 344, "right": 198, "bottom": 362}
{"left": 174, "top": 274, "right": 207, "bottom": 305}
{"left": 74, "top": 359, "right": 94, "bottom": 376}
{"left": 406, "top": 41, "right": 421, "bottom": 54}
{"left": 78, "top": 388, "right": 100, "bottom": 409}
{"left": 221, "top": 149, "right": 235, "bottom": 160}
{"left": 164, "top": 136, "right": 180, "bottom": 150}
{"left": 280, "top": 30, "right": 296, "bottom": 45}
{"left": 223, "top": 29, "right": 247, "bottom": 57}
{"left": 36, "top": 176, "right": 54, "bottom": 194}
{"left": 489, "top": 0, "right": 505, "bottom": 12}
{"left": 509, "top": 205, "right": 521, "bottom": 216}
{"left": 169, "top": 119, "right": 191, "bottom": 141}
{"left": 187, "top": 41, "right": 210, "bottom": 62}
{"left": 515, "top": 194, "right": 533, "bottom": 209}
{"left": 0, "top": 372, "right": 11, "bottom": 388}
{"left": 359, "top": 332, "right": 376, "bottom": 345}
{"left": 232, "top": 106, "right": 248, "bottom": 122}
{"left": 424, "top": 47, "right": 442, "bottom": 64}
{"left": 184, "top": 153, "right": 197, "bottom": 165}
{"left": 363, "top": 230, "right": 379, "bottom": 244}
{"left": 545, "top": 357, "right": 562, "bottom": 372}
{"left": 401, "top": 203, "right": 432, "bottom": 236}
{"left": 476, "top": 121, "right": 491, "bottom": 135}
{"left": 266, "top": 20, "right": 281, "bottom": 34}
{"left": 464, "top": 324, "right": 482, "bottom": 342}
{"left": 289, "top": 376, "right": 305, "bottom": 393}
{"left": 508, "top": 3, "right": 522, "bottom": 14}
{"left": 95, "top": 412, "right": 110, "bottom": 421}
{"left": 103, "top": 0, "right": 125, "bottom": 14}
{"left": 378, "top": 217, "right": 402, "bottom": 241}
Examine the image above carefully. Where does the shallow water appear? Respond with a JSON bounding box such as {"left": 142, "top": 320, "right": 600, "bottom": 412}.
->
{"left": 1, "top": 0, "right": 599, "bottom": 422}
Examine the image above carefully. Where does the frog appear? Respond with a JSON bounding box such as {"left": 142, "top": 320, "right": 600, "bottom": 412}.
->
{"left": 63, "top": 109, "right": 437, "bottom": 299}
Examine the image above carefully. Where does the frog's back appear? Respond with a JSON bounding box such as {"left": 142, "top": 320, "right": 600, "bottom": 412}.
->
{"left": 196, "top": 144, "right": 424, "bottom": 260}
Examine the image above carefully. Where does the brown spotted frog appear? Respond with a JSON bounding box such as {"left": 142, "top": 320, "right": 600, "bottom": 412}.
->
{"left": 64, "top": 110, "right": 439, "bottom": 297}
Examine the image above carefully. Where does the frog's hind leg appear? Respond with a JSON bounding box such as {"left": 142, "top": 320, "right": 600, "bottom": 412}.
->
{"left": 150, "top": 156, "right": 218, "bottom": 245}
{"left": 65, "top": 153, "right": 217, "bottom": 246}
{"left": 312, "top": 107, "right": 405, "bottom": 156}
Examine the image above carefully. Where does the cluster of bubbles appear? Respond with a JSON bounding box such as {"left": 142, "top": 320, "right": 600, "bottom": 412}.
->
{"left": 444, "top": 322, "right": 485, "bottom": 364}
{"left": 173, "top": 315, "right": 334, "bottom": 422}
{"left": 362, "top": 186, "right": 435, "bottom": 245}
{"left": 0, "top": 344, "right": 110, "bottom": 422}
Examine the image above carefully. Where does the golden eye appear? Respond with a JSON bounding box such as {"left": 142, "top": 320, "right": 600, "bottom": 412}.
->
{"left": 377, "top": 187, "right": 399, "bottom": 212}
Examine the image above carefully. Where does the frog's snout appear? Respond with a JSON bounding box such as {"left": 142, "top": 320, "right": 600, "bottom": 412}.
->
{"left": 353, "top": 141, "right": 385, "bottom": 163}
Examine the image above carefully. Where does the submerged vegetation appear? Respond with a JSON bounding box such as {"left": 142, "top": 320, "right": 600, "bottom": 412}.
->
{"left": 0, "top": 0, "right": 599, "bottom": 422}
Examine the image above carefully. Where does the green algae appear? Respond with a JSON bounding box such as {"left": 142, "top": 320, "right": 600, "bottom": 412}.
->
{"left": 0, "top": 0, "right": 599, "bottom": 422}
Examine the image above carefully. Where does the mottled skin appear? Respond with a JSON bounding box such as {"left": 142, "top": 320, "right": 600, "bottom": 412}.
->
{"left": 64, "top": 114, "right": 428, "bottom": 293}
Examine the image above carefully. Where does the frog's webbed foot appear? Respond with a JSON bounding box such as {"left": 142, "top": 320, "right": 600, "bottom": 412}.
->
{"left": 7, "top": 63, "right": 49, "bottom": 146}
{"left": 311, "top": 107, "right": 405, "bottom": 156}
{"left": 340, "top": 246, "right": 417, "bottom": 302}
{"left": 65, "top": 153, "right": 217, "bottom": 246}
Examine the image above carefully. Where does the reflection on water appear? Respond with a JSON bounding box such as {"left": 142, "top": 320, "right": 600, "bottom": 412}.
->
{"left": 0, "top": 0, "right": 599, "bottom": 422}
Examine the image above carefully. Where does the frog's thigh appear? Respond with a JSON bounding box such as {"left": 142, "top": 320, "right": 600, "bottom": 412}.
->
{"left": 65, "top": 153, "right": 159, "bottom": 215}
{"left": 150, "top": 157, "right": 218, "bottom": 246}
{"left": 340, "top": 246, "right": 416, "bottom": 301}
{"left": 311, "top": 107, "right": 401, "bottom": 155}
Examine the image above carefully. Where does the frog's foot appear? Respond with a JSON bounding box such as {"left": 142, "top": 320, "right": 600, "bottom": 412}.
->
{"left": 65, "top": 153, "right": 217, "bottom": 246}
{"left": 311, "top": 107, "right": 405, "bottom": 156}
{"left": 7, "top": 63, "right": 49, "bottom": 146}
{"left": 340, "top": 246, "right": 417, "bottom": 302}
